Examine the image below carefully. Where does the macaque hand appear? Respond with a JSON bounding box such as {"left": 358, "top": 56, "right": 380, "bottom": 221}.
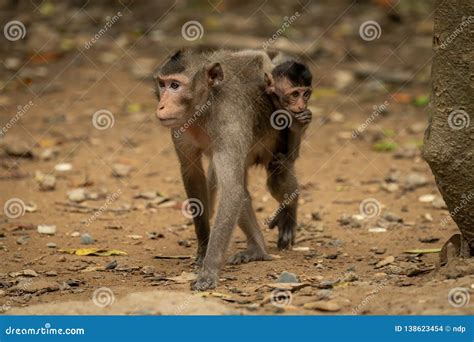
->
{"left": 294, "top": 109, "right": 312, "bottom": 125}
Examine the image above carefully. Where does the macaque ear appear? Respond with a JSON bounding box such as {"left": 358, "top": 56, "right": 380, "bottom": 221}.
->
{"left": 206, "top": 62, "right": 224, "bottom": 87}
{"left": 264, "top": 72, "right": 275, "bottom": 94}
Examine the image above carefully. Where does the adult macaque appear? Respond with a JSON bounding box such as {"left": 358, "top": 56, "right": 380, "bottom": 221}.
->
{"left": 154, "top": 49, "right": 300, "bottom": 290}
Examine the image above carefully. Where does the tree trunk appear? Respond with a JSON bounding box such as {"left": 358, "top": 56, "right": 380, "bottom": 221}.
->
{"left": 423, "top": 0, "right": 474, "bottom": 256}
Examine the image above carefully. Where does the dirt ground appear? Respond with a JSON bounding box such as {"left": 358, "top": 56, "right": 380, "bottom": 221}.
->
{"left": 0, "top": 0, "right": 473, "bottom": 315}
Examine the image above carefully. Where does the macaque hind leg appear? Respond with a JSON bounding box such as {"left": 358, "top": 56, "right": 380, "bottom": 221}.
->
{"left": 266, "top": 162, "right": 299, "bottom": 250}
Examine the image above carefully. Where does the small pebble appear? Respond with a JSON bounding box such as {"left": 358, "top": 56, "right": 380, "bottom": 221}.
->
{"left": 112, "top": 163, "right": 131, "bottom": 177}
{"left": 37, "top": 225, "right": 57, "bottom": 235}
{"left": 80, "top": 233, "right": 94, "bottom": 245}
{"left": 54, "top": 163, "right": 72, "bottom": 172}
{"left": 276, "top": 271, "right": 299, "bottom": 283}
{"left": 368, "top": 227, "right": 387, "bottom": 233}
{"left": 39, "top": 174, "right": 56, "bottom": 191}
{"left": 68, "top": 188, "right": 86, "bottom": 202}
{"left": 419, "top": 194, "right": 435, "bottom": 203}
{"left": 178, "top": 239, "right": 192, "bottom": 248}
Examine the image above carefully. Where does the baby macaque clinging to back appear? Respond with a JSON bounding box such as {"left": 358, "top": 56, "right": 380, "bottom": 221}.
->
{"left": 266, "top": 58, "right": 313, "bottom": 164}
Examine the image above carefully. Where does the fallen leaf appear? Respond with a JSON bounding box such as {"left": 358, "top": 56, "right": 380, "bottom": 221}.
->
{"left": 375, "top": 255, "right": 395, "bottom": 268}
{"left": 373, "top": 140, "right": 398, "bottom": 152}
{"left": 166, "top": 271, "right": 197, "bottom": 283}
{"left": 392, "top": 92, "right": 412, "bottom": 104}
{"left": 259, "top": 283, "right": 309, "bottom": 291}
{"left": 413, "top": 94, "right": 429, "bottom": 107}
{"left": 195, "top": 292, "right": 232, "bottom": 300}
{"left": 404, "top": 248, "right": 441, "bottom": 255}
{"left": 304, "top": 300, "right": 342, "bottom": 312}
{"left": 60, "top": 248, "right": 128, "bottom": 256}
{"left": 154, "top": 254, "right": 192, "bottom": 260}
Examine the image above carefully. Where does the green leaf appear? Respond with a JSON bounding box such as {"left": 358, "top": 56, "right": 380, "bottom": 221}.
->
{"left": 413, "top": 94, "right": 430, "bottom": 107}
{"left": 372, "top": 140, "right": 398, "bottom": 152}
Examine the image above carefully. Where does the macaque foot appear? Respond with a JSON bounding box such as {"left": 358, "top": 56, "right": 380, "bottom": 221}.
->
{"left": 268, "top": 209, "right": 296, "bottom": 250}
{"left": 191, "top": 271, "right": 218, "bottom": 291}
{"left": 440, "top": 234, "right": 473, "bottom": 265}
{"left": 227, "top": 249, "right": 272, "bottom": 265}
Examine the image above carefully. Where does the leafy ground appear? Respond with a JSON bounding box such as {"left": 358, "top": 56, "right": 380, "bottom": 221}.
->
{"left": 0, "top": 0, "right": 472, "bottom": 315}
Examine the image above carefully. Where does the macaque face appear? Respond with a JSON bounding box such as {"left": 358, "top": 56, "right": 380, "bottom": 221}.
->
{"left": 155, "top": 74, "right": 193, "bottom": 128}
{"left": 155, "top": 62, "right": 223, "bottom": 129}
{"left": 275, "top": 78, "right": 312, "bottom": 114}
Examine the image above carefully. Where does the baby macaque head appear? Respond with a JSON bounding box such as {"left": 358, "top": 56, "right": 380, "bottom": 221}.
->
{"left": 266, "top": 61, "right": 312, "bottom": 114}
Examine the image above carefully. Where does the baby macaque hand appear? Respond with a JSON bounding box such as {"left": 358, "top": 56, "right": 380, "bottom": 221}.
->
{"left": 294, "top": 109, "right": 312, "bottom": 125}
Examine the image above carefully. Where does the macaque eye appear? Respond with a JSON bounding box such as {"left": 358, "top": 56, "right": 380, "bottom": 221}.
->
{"left": 291, "top": 91, "right": 299, "bottom": 98}
{"left": 158, "top": 80, "right": 165, "bottom": 88}
{"left": 303, "top": 91, "right": 311, "bottom": 99}
{"left": 169, "top": 81, "right": 180, "bottom": 90}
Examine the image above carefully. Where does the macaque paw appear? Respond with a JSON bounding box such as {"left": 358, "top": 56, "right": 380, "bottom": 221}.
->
{"left": 227, "top": 249, "right": 272, "bottom": 265}
{"left": 268, "top": 209, "right": 296, "bottom": 250}
{"left": 277, "top": 225, "right": 295, "bottom": 250}
{"left": 294, "top": 109, "right": 312, "bottom": 124}
{"left": 191, "top": 272, "right": 218, "bottom": 291}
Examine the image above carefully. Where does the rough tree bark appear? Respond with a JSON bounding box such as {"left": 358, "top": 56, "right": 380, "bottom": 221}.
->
{"left": 423, "top": 0, "right": 474, "bottom": 259}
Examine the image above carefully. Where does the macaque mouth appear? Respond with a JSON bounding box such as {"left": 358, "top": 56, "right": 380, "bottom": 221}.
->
{"left": 158, "top": 117, "right": 179, "bottom": 126}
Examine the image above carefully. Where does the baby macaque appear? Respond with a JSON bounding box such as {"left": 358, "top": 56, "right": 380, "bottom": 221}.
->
{"left": 266, "top": 59, "right": 313, "bottom": 164}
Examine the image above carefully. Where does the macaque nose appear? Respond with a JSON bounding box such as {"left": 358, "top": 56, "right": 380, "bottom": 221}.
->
{"left": 293, "top": 105, "right": 305, "bottom": 113}
{"left": 156, "top": 106, "right": 164, "bottom": 119}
